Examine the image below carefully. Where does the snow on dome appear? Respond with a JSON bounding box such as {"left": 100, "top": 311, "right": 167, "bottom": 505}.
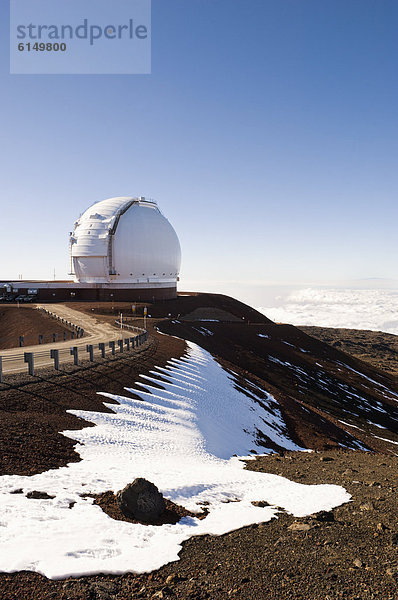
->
{"left": 70, "top": 197, "right": 181, "bottom": 285}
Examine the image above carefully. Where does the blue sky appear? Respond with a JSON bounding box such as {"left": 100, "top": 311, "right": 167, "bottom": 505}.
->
{"left": 1, "top": 0, "right": 397, "bottom": 303}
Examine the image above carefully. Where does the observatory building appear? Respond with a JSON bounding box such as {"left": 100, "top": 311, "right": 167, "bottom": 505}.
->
{"left": 70, "top": 196, "right": 181, "bottom": 299}
{"left": 1, "top": 196, "right": 181, "bottom": 302}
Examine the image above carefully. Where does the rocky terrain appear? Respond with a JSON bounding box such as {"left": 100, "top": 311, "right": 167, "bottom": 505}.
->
{"left": 1, "top": 449, "right": 397, "bottom": 600}
{"left": 0, "top": 293, "right": 397, "bottom": 599}
{"left": 158, "top": 295, "right": 398, "bottom": 455}
{"left": 0, "top": 328, "right": 184, "bottom": 477}
{"left": 299, "top": 326, "right": 398, "bottom": 377}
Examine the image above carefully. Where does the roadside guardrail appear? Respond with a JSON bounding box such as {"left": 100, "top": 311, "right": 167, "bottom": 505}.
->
{"left": 0, "top": 331, "right": 148, "bottom": 382}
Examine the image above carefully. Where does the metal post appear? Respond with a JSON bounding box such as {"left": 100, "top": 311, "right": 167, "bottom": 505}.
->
{"left": 19, "top": 336, "right": 24, "bottom": 347}
{"left": 63, "top": 331, "right": 67, "bottom": 341}
{"left": 86, "top": 344, "right": 94, "bottom": 362}
{"left": 53, "top": 333, "right": 58, "bottom": 342}
{"left": 24, "top": 352, "right": 34, "bottom": 376}
{"left": 50, "top": 349, "right": 60, "bottom": 370}
{"left": 109, "top": 341, "right": 115, "bottom": 355}
{"left": 38, "top": 334, "right": 43, "bottom": 344}
{"left": 118, "top": 339, "right": 124, "bottom": 353}
{"left": 125, "top": 338, "right": 130, "bottom": 351}
{"left": 71, "top": 331, "right": 75, "bottom": 339}
{"left": 0, "top": 357, "right": 2, "bottom": 383}
{"left": 70, "top": 346, "right": 79, "bottom": 365}
{"left": 99, "top": 342, "right": 105, "bottom": 358}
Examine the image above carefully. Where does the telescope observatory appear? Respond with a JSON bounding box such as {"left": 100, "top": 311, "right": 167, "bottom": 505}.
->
{"left": 1, "top": 196, "right": 181, "bottom": 302}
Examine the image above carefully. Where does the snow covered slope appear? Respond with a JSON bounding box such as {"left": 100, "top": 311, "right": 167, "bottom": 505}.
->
{"left": 0, "top": 342, "right": 351, "bottom": 579}
{"left": 159, "top": 312, "right": 398, "bottom": 452}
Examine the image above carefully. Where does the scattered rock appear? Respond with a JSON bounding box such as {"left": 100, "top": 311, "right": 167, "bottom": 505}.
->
{"left": 137, "top": 586, "right": 147, "bottom": 596}
{"left": 93, "top": 490, "right": 199, "bottom": 525}
{"left": 251, "top": 500, "right": 271, "bottom": 507}
{"left": 116, "top": 478, "right": 166, "bottom": 522}
{"left": 9, "top": 488, "right": 23, "bottom": 494}
{"left": 93, "top": 581, "right": 118, "bottom": 593}
{"left": 89, "top": 581, "right": 118, "bottom": 600}
{"left": 353, "top": 558, "right": 363, "bottom": 568}
{"left": 288, "top": 522, "right": 311, "bottom": 532}
{"left": 151, "top": 587, "right": 174, "bottom": 598}
{"left": 314, "top": 511, "right": 335, "bottom": 522}
{"left": 62, "top": 581, "right": 74, "bottom": 589}
{"left": 359, "top": 502, "right": 374, "bottom": 511}
{"left": 26, "top": 490, "right": 55, "bottom": 500}
{"left": 377, "top": 522, "right": 386, "bottom": 531}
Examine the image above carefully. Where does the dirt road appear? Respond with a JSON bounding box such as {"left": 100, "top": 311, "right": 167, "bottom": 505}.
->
{"left": 0, "top": 304, "right": 144, "bottom": 374}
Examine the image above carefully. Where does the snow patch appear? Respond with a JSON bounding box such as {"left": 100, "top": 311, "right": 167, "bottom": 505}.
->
{"left": 0, "top": 342, "right": 350, "bottom": 579}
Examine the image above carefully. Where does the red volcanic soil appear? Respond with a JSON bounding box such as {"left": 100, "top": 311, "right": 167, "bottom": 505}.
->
{"left": 1, "top": 293, "right": 397, "bottom": 472}
{"left": 1, "top": 451, "right": 397, "bottom": 600}
{"left": 0, "top": 293, "right": 397, "bottom": 600}
{"left": 158, "top": 312, "right": 398, "bottom": 455}
{"left": 0, "top": 306, "right": 73, "bottom": 349}
{"left": 0, "top": 328, "right": 185, "bottom": 477}
{"left": 63, "top": 292, "right": 270, "bottom": 322}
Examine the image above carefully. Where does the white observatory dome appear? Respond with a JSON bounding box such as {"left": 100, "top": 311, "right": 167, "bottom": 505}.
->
{"left": 70, "top": 197, "right": 181, "bottom": 285}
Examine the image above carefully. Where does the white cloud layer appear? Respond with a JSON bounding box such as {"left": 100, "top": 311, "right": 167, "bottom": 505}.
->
{"left": 258, "top": 288, "right": 398, "bottom": 335}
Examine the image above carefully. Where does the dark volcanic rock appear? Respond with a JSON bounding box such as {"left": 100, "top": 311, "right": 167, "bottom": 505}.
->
{"left": 116, "top": 478, "right": 166, "bottom": 522}
{"left": 1, "top": 449, "right": 397, "bottom": 600}
{"left": 26, "top": 490, "right": 55, "bottom": 500}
